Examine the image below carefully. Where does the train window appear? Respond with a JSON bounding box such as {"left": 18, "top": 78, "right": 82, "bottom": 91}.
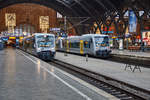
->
{"left": 84, "top": 41, "right": 90, "bottom": 48}
{"left": 32, "top": 37, "right": 35, "bottom": 48}
{"left": 95, "top": 36, "right": 109, "bottom": 47}
{"left": 103, "top": 37, "right": 109, "bottom": 44}
{"left": 90, "top": 38, "right": 93, "bottom": 43}
{"left": 70, "top": 42, "right": 80, "bottom": 48}
{"left": 95, "top": 36, "right": 103, "bottom": 47}
{"left": 37, "top": 35, "right": 54, "bottom": 48}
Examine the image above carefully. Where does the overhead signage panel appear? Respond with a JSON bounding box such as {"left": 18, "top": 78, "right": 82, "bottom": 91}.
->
{"left": 9, "top": 37, "right": 16, "bottom": 39}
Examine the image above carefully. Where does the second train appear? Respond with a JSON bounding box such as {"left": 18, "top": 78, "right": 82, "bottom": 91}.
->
{"left": 56, "top": 34, "right": 111, "bottom": 58}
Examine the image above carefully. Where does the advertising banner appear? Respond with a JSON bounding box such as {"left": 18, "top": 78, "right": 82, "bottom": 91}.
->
{"left": 129, "top": 10, "right": 137, "bottom": 33}
{"left": 142, "top": 31, "right": 150, "bottom": 46}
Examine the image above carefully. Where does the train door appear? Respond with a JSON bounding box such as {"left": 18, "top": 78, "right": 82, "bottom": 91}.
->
{"left": 16, "top": 37, "right": 19, "bottom": 48}
{"left": 60, "top": 39, "right": 63, "bottom": 49}
{"left": 80, "top": 40, "right": 84, "bottom": 54}
{"left": 83, "top": 38, "right": 89, "bottom": 54}
{"left": 89, "top": 37, "right": 94, "bottom": 55}
{"left": 32, "top": 37, "right": 36, "bottom": 55}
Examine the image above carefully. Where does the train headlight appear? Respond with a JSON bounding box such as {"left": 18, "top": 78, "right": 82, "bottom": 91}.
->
{"left": 37, "top": 48, "right": 41, "bottom": 52}
{"left": 50, "top": 48, "right": 55, "bottom": 52}
{"left": 107, "top": 46, "right": 110, "bottom": 50}
{"left": 96, "top": 47, "right": 99, "bottom": 50}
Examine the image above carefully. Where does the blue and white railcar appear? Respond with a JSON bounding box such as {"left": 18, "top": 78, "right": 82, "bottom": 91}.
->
{"left": 82, "top": 34, "right": 111, "bottom": 57}
{"left": 56, "top": 34, "right": 111, "bottom": 58}
{"left": 22, "top": 33, "right": 56, "bottom": 60}
{"left": 35, "top": 33, "right": 56, "bottom": 60}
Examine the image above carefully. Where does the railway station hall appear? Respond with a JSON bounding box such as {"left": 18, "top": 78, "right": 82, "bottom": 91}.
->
{"left": 0, "top": 0, "right": 150, "bottom": 100}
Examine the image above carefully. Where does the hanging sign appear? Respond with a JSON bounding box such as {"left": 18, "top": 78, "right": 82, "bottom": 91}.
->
{"left": 129, "top": 10, "right": 137, "bottom": 33}
{"left": 39, "top": 16, "right": 49, "bottom": 33}
{"left": 5, "top": 13, "right": 16, "bottom": 27}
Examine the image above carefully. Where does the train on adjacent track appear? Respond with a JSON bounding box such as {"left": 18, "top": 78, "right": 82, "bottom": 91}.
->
{"left": 56, "top": 34, "right": 111, "bottom": 58}
{"left": 20, "top": 33, "right": 56, "bottom": 60}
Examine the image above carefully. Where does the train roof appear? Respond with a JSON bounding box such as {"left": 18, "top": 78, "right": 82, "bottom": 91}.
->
{"left": 33, "top": 33, "right": 55, "bottom": 36}
{"left": 82, "top": 34, "right": 108, "bottom": 37}
{"left": 67, "top": 34, "right": 109, "bottom": 40}
{"left": 67, "top": 36, "right": 81, "bottom": 39}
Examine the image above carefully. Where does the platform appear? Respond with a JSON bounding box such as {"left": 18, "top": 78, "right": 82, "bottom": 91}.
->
{"left": 55, "top": 52, "right": 150, "bottom": 91}
{"left": 0, "top": 48, "right": 118, "bottom": 100}
{"left": 111, "top": 49, "right": 150, "bottom": 58}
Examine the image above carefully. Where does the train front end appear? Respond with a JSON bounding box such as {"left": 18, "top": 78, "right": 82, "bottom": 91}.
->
{"left": 94, "top": 35, "right": 111, "bottom": 58}
{"left": 35, "top": 34, "right": 55, "bottom": 60}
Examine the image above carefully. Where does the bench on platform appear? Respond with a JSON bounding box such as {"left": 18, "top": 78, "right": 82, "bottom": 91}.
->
{"left": 128, "top": 46, "right": 141, "bottom": 52}
{"left": 143, "top": 46, "right": 150, "bottom": 51}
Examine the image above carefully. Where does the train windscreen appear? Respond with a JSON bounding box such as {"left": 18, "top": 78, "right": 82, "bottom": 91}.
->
{"left": 37, "top": 35, "right": 54, "bottom": 48}
{"left": 95, "top": 36, "right": 109, "bottom": 47}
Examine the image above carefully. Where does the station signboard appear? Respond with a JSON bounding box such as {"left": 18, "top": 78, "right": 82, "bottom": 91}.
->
{"left": 9, "top": 37, "right": 16, "bottom": 39}
{"left": 50, "top": 28, "right": 61, "bottom": 32}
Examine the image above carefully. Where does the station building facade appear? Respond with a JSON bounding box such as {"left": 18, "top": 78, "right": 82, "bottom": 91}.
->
{"left": 0, "top": 3, "right": 76, "bottom": 37}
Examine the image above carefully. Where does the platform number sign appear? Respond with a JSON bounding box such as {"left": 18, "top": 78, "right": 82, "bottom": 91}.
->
{"left": 80, "top": 40, "right": 84, "bottom": 54}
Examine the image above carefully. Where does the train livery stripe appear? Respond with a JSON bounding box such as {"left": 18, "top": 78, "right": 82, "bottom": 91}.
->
{"left": 67, "top": 40, "right": 69, "bottom": 52}
{"left": 80, "top": 40, "right": 84, "bottom": 54}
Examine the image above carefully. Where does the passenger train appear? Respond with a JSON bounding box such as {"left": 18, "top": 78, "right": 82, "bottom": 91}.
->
{"left": 20, "top": 33, "right": 56, "bottom": 60}
{"left": 56, "top": 34, "right": 111, "bottom": 58}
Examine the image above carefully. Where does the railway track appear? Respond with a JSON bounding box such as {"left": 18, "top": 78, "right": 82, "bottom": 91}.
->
{"left": 50, "top": 59, "right": 150, "bottom": 100}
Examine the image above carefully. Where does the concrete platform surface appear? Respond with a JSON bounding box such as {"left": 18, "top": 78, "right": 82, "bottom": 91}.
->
{"left": 56, "top": 52, "right": 150, "bottom": 91}
{"left": 0, "top": 48, "right": 118, "bottom": 100}
{"left": 111, "top": 49, "right": 150, "bottom": 58}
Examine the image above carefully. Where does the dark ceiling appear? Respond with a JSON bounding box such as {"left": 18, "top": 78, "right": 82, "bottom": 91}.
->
{"left": 0, "top": 0, "right": 125, "bottom": 18}
{"left": 0, "top": 0, "right": 150, "bottom": 21}
{"left": 0, "top": 0, "right": 150, "bottom": 34}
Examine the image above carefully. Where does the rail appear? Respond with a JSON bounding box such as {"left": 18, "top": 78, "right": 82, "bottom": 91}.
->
{"left": 50, "top": 59, "right": 150, "bottom": 100}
